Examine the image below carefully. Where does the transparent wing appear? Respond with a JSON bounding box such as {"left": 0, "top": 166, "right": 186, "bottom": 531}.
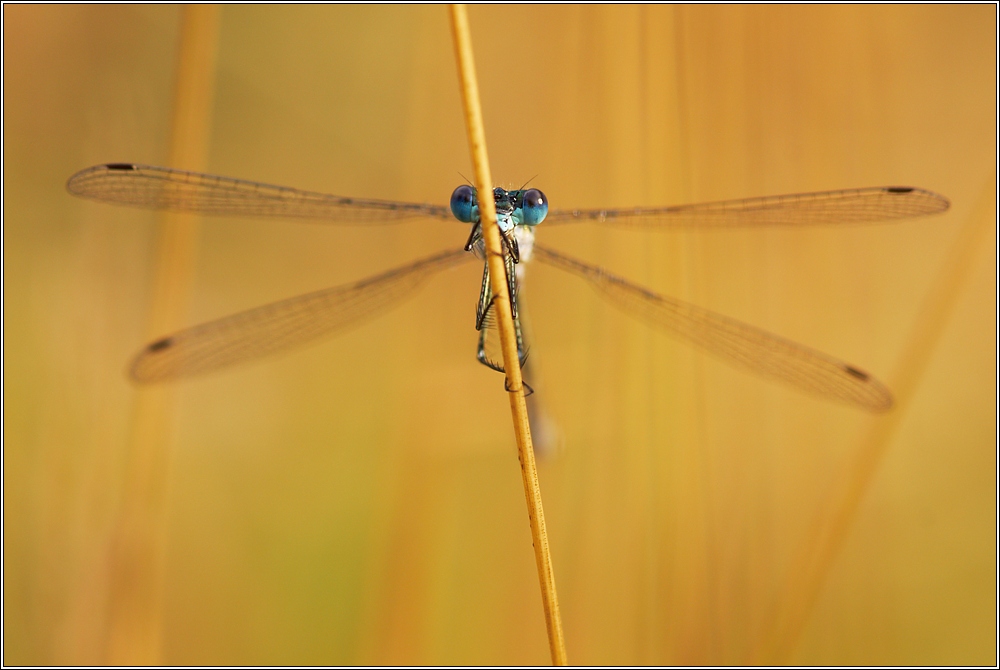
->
{"left": 67, "top": 163, "right": 454, "bottom": 224}
{"left": 533, "top": 244, "right": 893, "bottom": 411}
{"left": 476, "top": 301, "right": 506, "bottom": 373}
{"left": 475, "top": 298, "right": 528, "bottom": 375}
{"left": 130, "top": 248, "right": 472, "bottom": 383}
{"left": 545, "top": 186, "right": 949, "bottom": 228}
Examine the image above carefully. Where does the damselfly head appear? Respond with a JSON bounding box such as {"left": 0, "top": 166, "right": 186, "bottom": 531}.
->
{"left": 450, "top": 184, "right": 548, "bottom": 228}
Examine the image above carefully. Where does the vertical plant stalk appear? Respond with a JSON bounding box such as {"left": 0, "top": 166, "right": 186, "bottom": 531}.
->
{"left": 105, "top": 6, "right": 220, "bottom": 664}
{"left": 448, "top": 5, "right": 568, "bottom": 666}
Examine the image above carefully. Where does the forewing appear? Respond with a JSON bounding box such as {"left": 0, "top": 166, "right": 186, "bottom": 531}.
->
{"left": 533, "top": 244, "right": 893, "bottom": 411}
{"left": 131, "top": 248, "right": 472, "bottom": 383}
{"left": 67, "top": 163, "right": 453, "bottom": 223}
{"left": 545, "top": 186, "right": 949, "bottom": 229}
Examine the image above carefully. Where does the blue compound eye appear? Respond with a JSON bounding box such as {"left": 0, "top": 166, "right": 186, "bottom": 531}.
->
{"left": 450, "top": 184, "right": 477, "bottom": 223}
{"left": 520, "top": 188, "right": 548, "bottom": 226}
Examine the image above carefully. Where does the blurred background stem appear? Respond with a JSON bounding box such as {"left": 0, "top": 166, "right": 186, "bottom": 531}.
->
{"left": 105, "top": 6, "right": 219, "bottom": 664}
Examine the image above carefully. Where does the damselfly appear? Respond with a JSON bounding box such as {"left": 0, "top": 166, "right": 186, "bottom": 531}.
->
{"left": 66, "top": 163, "right": 949, "bottom": 411}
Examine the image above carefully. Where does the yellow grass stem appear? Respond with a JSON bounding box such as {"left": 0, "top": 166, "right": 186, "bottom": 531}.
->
{"left": 449, "top": 5, "right": 568, "bottom": 665}
{"left": 105, "top": 6, "right": 220, "bottom": 663}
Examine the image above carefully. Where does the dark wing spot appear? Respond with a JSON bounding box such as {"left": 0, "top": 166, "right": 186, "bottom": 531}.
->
{"left": 105, "top": 163, "right": 136, "bottom": 171}
{"left": 885, "top": 187, "right": 914, "bottom": 194}
{"left": 844, "top": 365, "right": 869, "bottom": 380}
{"left": 147, "top": 337, "right": 174, "bottom": 352}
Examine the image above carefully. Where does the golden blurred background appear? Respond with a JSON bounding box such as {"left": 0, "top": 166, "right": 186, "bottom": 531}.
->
{"left": 3, "top": 5, "right": 996, "bottom": 665}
